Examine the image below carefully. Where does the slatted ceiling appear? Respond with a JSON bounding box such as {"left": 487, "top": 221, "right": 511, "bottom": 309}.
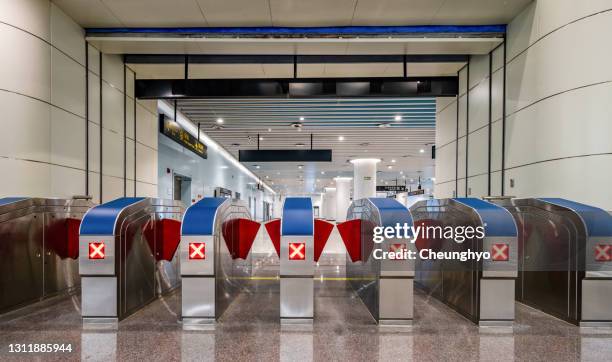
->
{"left": 177, "top": 97, "right": 435, "bottom": 193}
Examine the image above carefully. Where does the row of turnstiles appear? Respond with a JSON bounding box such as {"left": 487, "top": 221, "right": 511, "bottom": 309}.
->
{"left": 1, "top": 195, "right": 611, "bottom": 327}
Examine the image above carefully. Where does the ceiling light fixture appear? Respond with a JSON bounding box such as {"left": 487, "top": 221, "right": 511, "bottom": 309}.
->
{"left": 378, "top": 123, "right": 391, "bottom": 128}
{"left": 338, "top": 136, "right": 345, "bottom": 141}
{"left": 420, "top": 149, "right": 425, "bottom": 153}
{"left": 254, "top": 165, "right": 260, "bottom": 169}
{"left": 299, "top": 116, "right": 305, "bottom": 121}
{"left": 216, "top": 118, "right": 224, "bottom": 124}
{"left": 394, "top": 115, "right": 402, "bottom": 121}
{"left": 391, "top": 159, "right": 396, "bottom": 163}
{"left": 295, "top": 143, "right": 305, "bottom": 147}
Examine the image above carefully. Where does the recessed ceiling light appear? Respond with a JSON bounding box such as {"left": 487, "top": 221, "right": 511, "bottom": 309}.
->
{"left": 431, "top": 177, "right": 436, "bottom": 181}
{"left": 387, "top": 165, "right": 393, "bottom": 169}
{"left": 321, "top": 171, "right": 325, "bottom": 175}
{"left": 338, "top": 136, "right": 345, "bottom": 141}
{"left": 267, "top": 128, "right": 272, "bottom": 132}
{"left": 378, "top": 123, "right": 391, "bottom": 128}
{"left": 295, "top": 143, "right": 305, "bottom": 147}
{"left": 400, "top": 171, "right": 403, "bottom": 175}
{"left": 259, "top": 137, "right": 264, "bottom": 141}
{"left": 391, "top": 159, "right": 396, "bottom": 163}
{"left": 394, "top": 115, "right": 402, "bottom": 121}
{"left": 419, "top": 149, "right": 425, "bottom": 153}
{"left": 277, "top": 172, "right": 281, "bottom": 175}
{"left": 254, "top": 165, "right": 260, "bottom": 169}
{"left": 220, "top": 165, "right": 228, "bottom": 169}
{"left": 265, "top": 175, "right": 269, "bottom": 179}
{"left": 299, "top": 116, "right": 305, "bottom": 121}
{"left": 216, "top": 118, "right": 224, "bottom": 124}
{"left": 298, "top": 165, "right": 303, "bottom": 169}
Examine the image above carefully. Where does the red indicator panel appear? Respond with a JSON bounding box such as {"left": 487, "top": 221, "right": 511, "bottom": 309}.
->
{"left": 189, "top": 242, "right": 206, "bottom": 260}
{"left": 491, "top": 243, "right": 509, "bottom": 261}
{"left": 595, "top": 244, "right": 611, "bottom": 262}
{"left": 289, "top": 242, "right": 306, "bottom": 261}
{"left": 88, "top": 242, "right": 105, "bottom": 260}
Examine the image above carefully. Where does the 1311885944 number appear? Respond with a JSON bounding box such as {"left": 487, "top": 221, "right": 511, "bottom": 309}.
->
{"left": 8, "top": 343, "right": 72, "bottom": 353}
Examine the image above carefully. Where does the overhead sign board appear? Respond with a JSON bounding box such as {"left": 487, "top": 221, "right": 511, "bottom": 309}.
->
{"left": 160, "top": 114, "right": 207, "bottom": 159}
{"left": 376, "top": 185, "right": 407, "bottom": 192}
{"left": 407, "top": 189, "right": 425, "bottom": 196}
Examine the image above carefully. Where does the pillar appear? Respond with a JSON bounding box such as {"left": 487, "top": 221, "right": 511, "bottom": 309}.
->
{"left": 334, "top": 177, "right": 352, "bottom": 222}
{"left": 351, "top": 159, "right": 380, "bottom": 200}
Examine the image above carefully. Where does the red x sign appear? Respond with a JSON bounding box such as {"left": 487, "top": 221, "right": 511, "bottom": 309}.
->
{"left": 390, "top": 243, "right": 407, "bottom": 252}
{"left": 491, "top": 243, "right": 509, "bottom": 261}
{"left": 189, "top": 242, "right": 206, "bottom": 260}
{"left": 595, "top": 244, "right": 611, "bottom": 262}
{"left": 289, "top": 242, "right": 306, "bottom": 260}
{"left": 89, "top": 242, "right": 105, "bottom": 259}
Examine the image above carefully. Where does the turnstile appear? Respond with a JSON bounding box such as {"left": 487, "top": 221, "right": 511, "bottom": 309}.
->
{"left": 180, "top": 198, "right": 260, "bottom": 325}
{"left": 279, "top": 197, "right": 315, "bottom": 324}
{"left": 489, "top": 197, "right": 612, "bottom": 326}
{"left": 410, "top": 198, "right": 518, "bottom": 325}
{"left": 79, "top": 197, "right": 183, "bottom": 324}
{"left": 0, "top": 197, "right": 93, "bottom": 314}
{"left": 339, "top": 198, "right": 415, "bottom": 325}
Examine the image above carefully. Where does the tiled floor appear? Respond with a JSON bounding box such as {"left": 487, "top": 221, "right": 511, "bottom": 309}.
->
{"left": 1, "top": 258, "right": 611, "bottom": 361}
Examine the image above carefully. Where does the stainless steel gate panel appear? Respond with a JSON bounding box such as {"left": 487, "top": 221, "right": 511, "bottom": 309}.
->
{"left": 0, "top": 197, "right": 94, "bottom": 315}
{"left": 79, "top": 197, "right": 183, "bottom": 323}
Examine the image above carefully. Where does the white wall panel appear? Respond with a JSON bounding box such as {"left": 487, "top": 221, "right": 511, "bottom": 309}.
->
{"left": 468, "top": 55, "right": 489, "bottom": 89}
{"left": 50, "top": 3, "right": 84, "bottom": 65}
{"left": 136, "top": 182, "right": 158, "bottom": 198}
{"left": 492, "top": 45, "right": 504, "bottom": 73}
{"left": 457, "top": 137, "right": 466, "bottom": 180}
{"left": 0, "top": 91, "right": 50, "bottom": 163}
{"left": 457, "top": 95, "right": 467, "bottom": 137}
{"left": 467, "top": 126, "right": 488, "bottom": 177}
{"left": 457, "top": 178, "right": 466, "bottom": 198}
{"left": 87, "top": 72, "right": 100, "bottom": 124}
{"left": 126, "top": 138, "right": 135, "bottom": 180}
{"left": 136, "top": 144, "right": 158, "bottom": 185}
{"left": 0, "top": 158, "right": 50, "bottom": 197}
{"left": 491, "top": 70, "right": 503, "bottom": 122}
{"left": 491, "top": 171, "right": 502, "bottom": 196}
{"left": 436, "top": 98, "right": 457, "bottom": 147}
{"left": 51, "top": 48, "right": 85, "bottom": 116}
{"left": 102, "top": 83, "right": 124, "bottom": 134}
{"left": 434, "top": 143, "right": 456, "bottom": 184}
{"left": 101, "top": 128, "right": 123, "bottom": 178}
{"left": 102, "top": 175, "right": 123, "bottom": 202}
{"left": 458, "top": 67, "right": 468, "bottom": 96}
{"left": 467, "top": 80, "right": 489, "bottom": 132}
{"left": 434, "top": 181, "right": 455, "bottom": 199}
{"left": 50, "top": 107, "right": 85, "bottom": 169}
{"left": 136, "top": 103, "right": 159, "bottom": 150}
{"left": 88, "top": 122, "right": 100, "bottom": 173}
{"left": 505, "top": 81, "right": 612, "bottom": 169}
{"left": 0, "top": 0, "right": 50, "bottom": 41}
{"left": 0, "top": 24, "right": 51, "bottom": 101}
{"left": 506, "top": 155, "right": 612, "bottom": 211}
{"left": 101, "top": 54, "right": 124, "bottom": 92}
{"left": 506, "top": 11, "right": 612, "bottom": 115}
{"left": 491, "top": 120, "right": 503, "bottom": 172}
{"left": 87, "top": 44, "right": 100, "bottom": 75}
{"left": 50, "top": 165, "right": 85, "bottom": 197}
{"left": 88, "top": 171, "right": 100, "bottom": 203}
{"left": 467, "top": 174, "right": 487, "bottom": 198}
{"left": 126, "top": 97, "right": 135, "bottom": 139}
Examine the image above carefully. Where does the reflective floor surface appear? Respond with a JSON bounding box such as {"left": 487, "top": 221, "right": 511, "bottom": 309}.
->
{"left": 1, "top": 255, "right": 611, "bottom": 361}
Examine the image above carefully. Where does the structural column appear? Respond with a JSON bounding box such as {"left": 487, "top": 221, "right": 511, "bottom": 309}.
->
{"left": 351, "top": 159, "right": 380, "bottom": 200}
{"left": 334, "top": 177, "right": 352, "bottom": 222}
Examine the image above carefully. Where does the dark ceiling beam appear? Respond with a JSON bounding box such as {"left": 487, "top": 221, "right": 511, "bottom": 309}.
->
{"left": 124, "top": 54, "right": 468, "bottom": 65}
{"left": 135, "top": 77, "right": 458, "bottom": 99}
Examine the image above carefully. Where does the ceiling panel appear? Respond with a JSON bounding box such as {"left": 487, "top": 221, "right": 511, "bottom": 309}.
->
{"left": 100, "top": 0, "right": 207, "bottom": 27}
{"left": 351, "top": 0, "right": 446, "bottom": 26}
{"left": 432, "top": 0, "right": 532, "bottom": 24}
{"left": 130, "top": 64, "right": 184, "bottom": 79}
{"left": 269, "top": 0, "right": 358, "bottom": 26}
{"left": 196, "top": 0, "right": 272, "bottom": 26}
{"left": 53, "top": 0, "right": 122, "bottom": 27}
{"left": 176, "top": 97, "right": 436, "bottom": 194}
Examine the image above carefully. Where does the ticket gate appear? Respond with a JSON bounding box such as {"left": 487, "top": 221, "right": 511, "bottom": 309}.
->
{"left": 488, "top": 197, "right": 612, "bottom": 326}
{"left": 0, "top": 197, "right": 93, "bottom": 314}
{"left": 180, "top": 198, "right": 260, "bottom": 325}
{"left": 409, "top": 198, "right": 518, "bottom": 325}
{"left": 338, "top": 198, "right": 415, "bottom": 325}
{"left": 79, "top": 197, "right": 183, "bottom": 324}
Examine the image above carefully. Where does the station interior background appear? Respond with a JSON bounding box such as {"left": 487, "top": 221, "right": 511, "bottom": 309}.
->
{"left": 1, "top": 0, "right": 611, "bottom": 254}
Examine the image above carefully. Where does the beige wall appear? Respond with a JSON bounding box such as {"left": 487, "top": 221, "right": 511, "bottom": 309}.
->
{"left": 435, "top": 0, "right": 612, "bottom": 210}
{"left": 0, "top": 0, "right": 158, "bottom": 202}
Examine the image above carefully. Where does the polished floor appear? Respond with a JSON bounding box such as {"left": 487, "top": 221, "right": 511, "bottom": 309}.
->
{"left": 1, "top": 258, "right": 611, "bottom": 361}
